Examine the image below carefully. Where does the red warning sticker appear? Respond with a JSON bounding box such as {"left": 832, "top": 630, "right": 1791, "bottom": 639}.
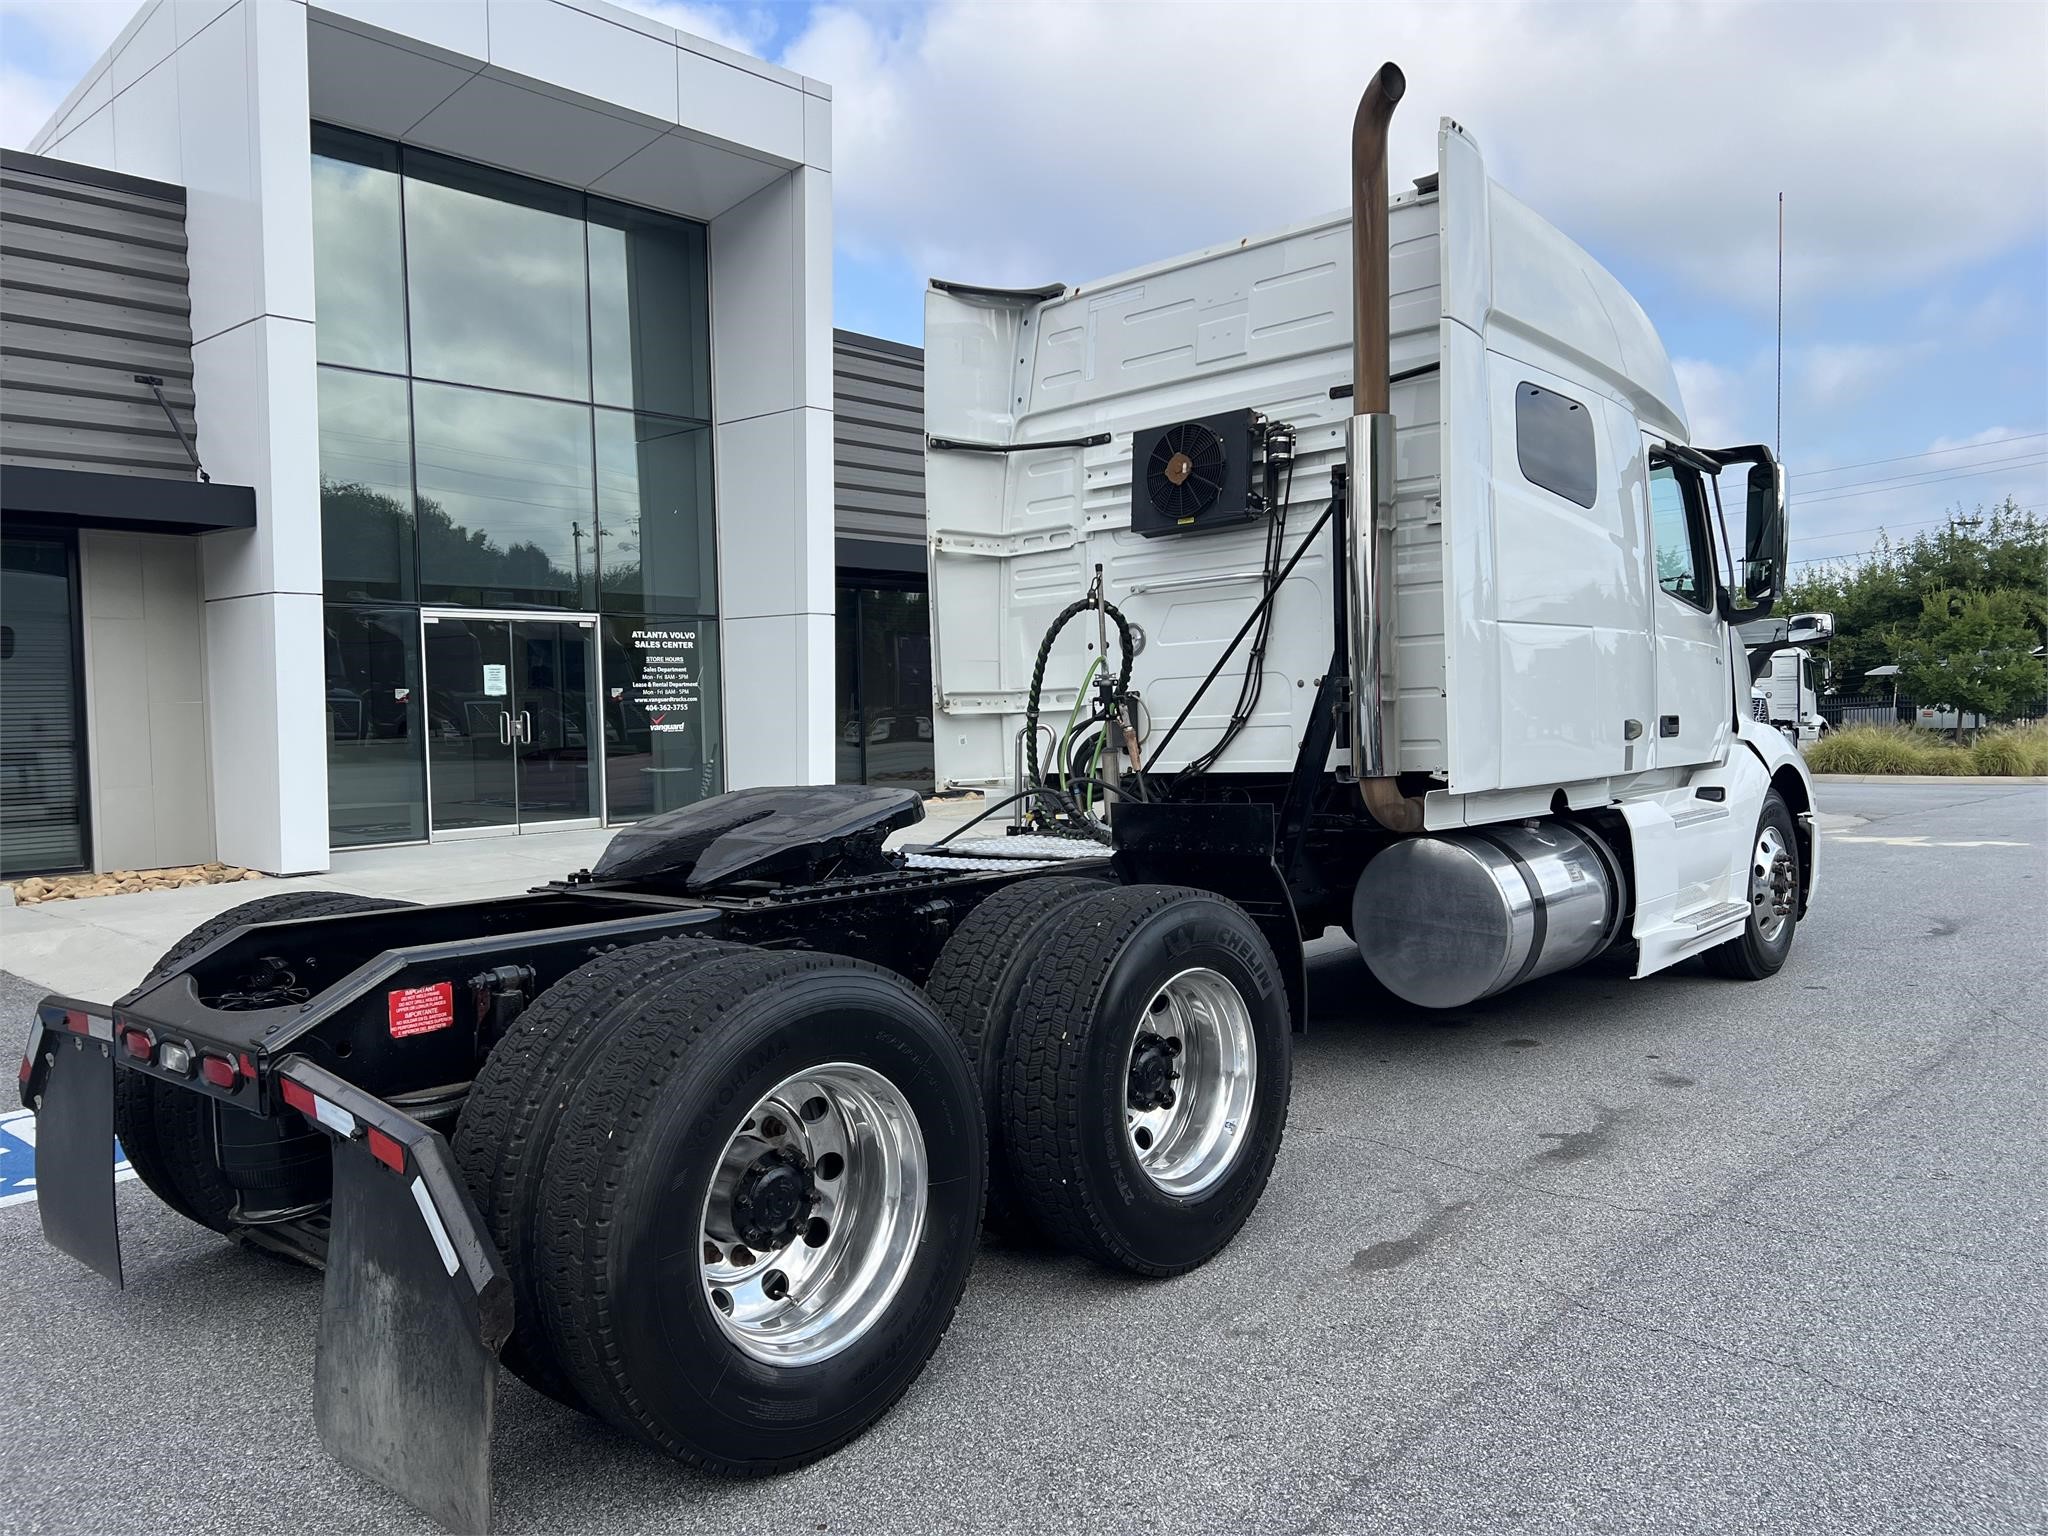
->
{"left": 388, "top": 981, "right": 455, "bottom": 1039}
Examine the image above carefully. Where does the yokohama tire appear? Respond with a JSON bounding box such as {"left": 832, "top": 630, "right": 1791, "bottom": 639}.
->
{"left": 533, "top": 949, "right": 985, "bottom": 1472}
{"left": 1000, "top": 884, "right": 1291, "bottom": 1276}
{"left": 923, "top": 874, "right": 1110, "bottom": 1236}
{"left": 116, "top": 891, "right": 414, "bottom": 1233}
{"left": 1704, "top": 790, "right": 1801, "bottom": 980}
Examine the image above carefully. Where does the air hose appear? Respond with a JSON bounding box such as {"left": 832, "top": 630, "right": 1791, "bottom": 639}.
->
{"left": 1023, "top": 593, "right": 1136, "bottom": 798}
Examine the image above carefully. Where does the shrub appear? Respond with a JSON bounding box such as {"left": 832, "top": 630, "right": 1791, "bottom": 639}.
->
{"left": 1807, "top": 723, "right": 2047, "bottom": 775}
{"left": 1971, "top": 725, "right": 2048, "bottom": 776}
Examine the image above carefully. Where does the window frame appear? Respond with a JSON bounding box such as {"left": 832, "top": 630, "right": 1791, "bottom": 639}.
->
{"left": 1513, "top": 380, "right": 1599, "bottom": 509}
{"left": 1646, "top": 450, "right": 1717, "bottom": 614}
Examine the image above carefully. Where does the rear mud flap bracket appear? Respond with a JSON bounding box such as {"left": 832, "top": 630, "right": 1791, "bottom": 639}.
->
{"left": 279, "top": 1057, "right": 512, "bottom": 1534}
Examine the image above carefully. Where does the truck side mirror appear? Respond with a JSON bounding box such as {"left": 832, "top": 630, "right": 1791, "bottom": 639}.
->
{"left": 1701, "top": 444, "right": 1786, "bottom": 623}
{"left": 1742, "top": 459, "right": 1786, "bottom": 608}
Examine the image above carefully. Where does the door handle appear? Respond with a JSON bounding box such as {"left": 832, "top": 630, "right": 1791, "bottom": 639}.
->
{"left": 519, "top": 710, "right": 533, "bottom": 745}
{"left": 498, "top": 710, "right": 512, "bottom": 746}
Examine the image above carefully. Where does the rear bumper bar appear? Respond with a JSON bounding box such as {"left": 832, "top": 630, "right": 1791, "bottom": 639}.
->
{"left": 19, "top": 997, "right": 511, "bottom": 1533}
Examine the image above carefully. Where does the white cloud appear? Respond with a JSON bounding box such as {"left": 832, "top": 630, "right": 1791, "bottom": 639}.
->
{"left": 783, "top": 0, "right": 2047, "bottom": 312}
{"left": 616, "top": 0, "right": 777, "bottom": 57}
{"left": 1929, "top": 426, "right": 2025, "bottom": 453}
{"left": 1672, "top": 357, "right": 1758, "bottom": 448}
{"left": 0, "top": 0, "right": 134, "bottom": 149}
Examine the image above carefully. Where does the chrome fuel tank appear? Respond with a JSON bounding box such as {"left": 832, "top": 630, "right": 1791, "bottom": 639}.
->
{"left": 1353, "top": 821, "right": 1620, "bottom": 1009}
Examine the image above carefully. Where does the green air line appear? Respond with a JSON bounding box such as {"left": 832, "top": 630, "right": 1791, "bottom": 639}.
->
{"left": 1059, "top": 656, "right": 1105, "bottom": 797}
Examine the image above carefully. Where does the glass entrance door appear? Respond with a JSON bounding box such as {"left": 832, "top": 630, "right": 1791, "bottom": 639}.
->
{"left": 423, "top": 612, "right": 600, "bottom": 836}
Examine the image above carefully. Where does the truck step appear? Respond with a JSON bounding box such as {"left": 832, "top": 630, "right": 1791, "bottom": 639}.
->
{"left": 1684, "top": 901, "right": 1749, "bottom": 933}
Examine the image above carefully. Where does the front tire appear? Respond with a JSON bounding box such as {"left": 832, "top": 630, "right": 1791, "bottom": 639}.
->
{"left": 1704, "top": 790, "right": 1800, "bottom": 980}
{"left": 1000, "top": 884, "right": 1291, "bottom": 1276}
{"left": 534, "top": 949, "right": 984, "bottom": 1472}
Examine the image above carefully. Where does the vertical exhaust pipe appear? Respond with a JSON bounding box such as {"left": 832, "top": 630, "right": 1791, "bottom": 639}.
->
{"left": 1347, "top": 62, "right": 1425, "bottom": 834}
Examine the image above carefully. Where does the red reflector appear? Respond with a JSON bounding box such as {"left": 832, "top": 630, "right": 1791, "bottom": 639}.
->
{"left": 120, "top": 1028, "right": 153, "bottom": 1062}
{"left": 279, "top": 1078, "right": 317, "bottom": 1118}
{"left": 17, "top": 1054, "right": 31, "bottom": 1085}
{"left": 367, "top": 1126, "right": 406, "bottom": 1173}
{"left": 65, "top": 1010, "right": 90, "bottom": 1035}
{"left": 200, "top": 1055, "right": 240, "bottom": 1090}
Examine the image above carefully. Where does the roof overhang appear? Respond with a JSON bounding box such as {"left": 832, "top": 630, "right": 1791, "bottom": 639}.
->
{"left": 1, "top": 465, "right": 256, "bottom": 535}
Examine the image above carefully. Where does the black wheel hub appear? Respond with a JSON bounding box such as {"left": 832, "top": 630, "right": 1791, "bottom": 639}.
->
{"left": 729, "top": 1147, "right": 818, "bottom": 1251}
{"left": 1127, "top": 1031, "right": 1182, "bottom": 1112}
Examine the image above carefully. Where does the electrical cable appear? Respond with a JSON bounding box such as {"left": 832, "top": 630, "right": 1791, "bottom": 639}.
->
{"left": 1173, "top": 422, "right": 1297, "bottom": 787}
{"left": 927, "top": 785, "right": 1090, "bottom": 849}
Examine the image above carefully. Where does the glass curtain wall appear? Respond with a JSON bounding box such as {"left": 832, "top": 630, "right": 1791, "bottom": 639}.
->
{"left": 311, "top": 126, "right": 719, "bottom": 846}
{"left": 834, "top": 582, "right": 934, "bottom": 793}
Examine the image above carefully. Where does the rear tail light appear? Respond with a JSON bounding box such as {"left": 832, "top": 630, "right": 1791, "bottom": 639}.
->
{"left": 199, "top": 1055, "right": 241, "bottom": 1090}
{"left": 157, "top": 1041, "right": 194, "bottom": 1077}
{"left": 120, "top": 1028, "right": 153, "bottom": 1062}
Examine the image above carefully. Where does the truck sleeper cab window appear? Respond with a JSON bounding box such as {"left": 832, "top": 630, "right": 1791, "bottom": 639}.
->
{"left": 1513, "top": 381, "right": 1597, "bottom": 508}
{"left": 1648, "top": 457, "right": 1713, "bottom": 611}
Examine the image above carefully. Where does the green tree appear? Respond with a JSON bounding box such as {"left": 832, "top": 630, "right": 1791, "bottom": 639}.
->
{"left": 1895, "top": 587, "right": 2044, "bottom": 732}
{"left": 1785, "top": 495, "right": 2045, "bottom": 702}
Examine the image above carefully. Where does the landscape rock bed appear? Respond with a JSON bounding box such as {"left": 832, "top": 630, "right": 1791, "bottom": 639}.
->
{"left": 5, "top": 864, "right": 263, "bottom": 907}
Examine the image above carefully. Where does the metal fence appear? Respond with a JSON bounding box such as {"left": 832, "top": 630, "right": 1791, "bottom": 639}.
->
{"left": 1819, "top": 693, "right": 1904, "bottom": 728}
{"left": 1818, "top": 693, "right": 2047, "bottom": 729}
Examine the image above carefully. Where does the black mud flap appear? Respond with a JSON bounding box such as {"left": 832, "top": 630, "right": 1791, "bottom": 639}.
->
{"left": 20, "top": 1002, "right": 124, "bottom": 1287}
{"left": 278, "top": 1058, "right": 512, "bottom": 1534}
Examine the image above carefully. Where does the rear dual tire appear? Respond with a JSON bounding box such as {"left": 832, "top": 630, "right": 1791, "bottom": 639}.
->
{"left": 929, "top": 880, "right": 1291, "bottom": 1276}
{"left": 466, "top": 945, "right": 985, "bottom": 1474}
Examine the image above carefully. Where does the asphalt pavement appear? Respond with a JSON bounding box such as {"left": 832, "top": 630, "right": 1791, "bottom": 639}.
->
{"left": 1, "top": 780, "right": 2042, "bottom": 1535}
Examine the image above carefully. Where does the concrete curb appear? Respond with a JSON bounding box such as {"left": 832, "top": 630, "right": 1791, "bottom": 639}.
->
{"left": 1811, "top": 773, "right": 2048, "bottom": 785}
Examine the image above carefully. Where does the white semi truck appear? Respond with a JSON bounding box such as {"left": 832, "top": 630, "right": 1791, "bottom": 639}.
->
{"left": 925, "top": 65, "right": 1817, "bottom": 1006}
{"left": 1745, "top": 612, "right": 1836, "bottom": 741}
{"left": 21, "top": 64, "right": 1817, "bottom": 1533}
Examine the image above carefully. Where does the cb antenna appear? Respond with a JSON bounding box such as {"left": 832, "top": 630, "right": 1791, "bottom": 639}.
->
{"left": 1775, "top": 190, "right": 1784, "bottom": 460}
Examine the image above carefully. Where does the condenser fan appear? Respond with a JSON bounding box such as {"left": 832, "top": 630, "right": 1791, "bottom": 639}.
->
{"left": 1145, "top": 421, "right": 1228, "bottom": 523}
{"left": 1129, "top": 409, "right": 1259, "bottom": 538}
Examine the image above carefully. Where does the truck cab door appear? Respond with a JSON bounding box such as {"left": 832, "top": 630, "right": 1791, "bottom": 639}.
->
{"left": 1644, "top": 440, "right": 1731, "bottom": 768}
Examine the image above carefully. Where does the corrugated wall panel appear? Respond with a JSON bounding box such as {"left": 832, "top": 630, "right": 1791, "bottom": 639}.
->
{"left": 833, "top": 329, "right": 926, "bottom": 554}
{"left": 0, "top": 152, "right": 201, "bottom": 482}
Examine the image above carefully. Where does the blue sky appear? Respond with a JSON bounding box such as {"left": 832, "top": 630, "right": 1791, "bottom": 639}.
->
{"left": 6, "top": 0, "right": 2043, "bottom": 570}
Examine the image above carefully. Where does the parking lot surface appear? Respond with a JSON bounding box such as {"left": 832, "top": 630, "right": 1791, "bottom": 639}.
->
{"left": 2, "top": 780, "right": 2042, "bottom": 1535}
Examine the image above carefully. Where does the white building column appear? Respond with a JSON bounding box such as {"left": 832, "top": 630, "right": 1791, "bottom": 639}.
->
{"left": 30, "top": 0, "right": 329, "bottom": 873}
{"left": 710, "top": 141, "right": 834, "bottom": 789}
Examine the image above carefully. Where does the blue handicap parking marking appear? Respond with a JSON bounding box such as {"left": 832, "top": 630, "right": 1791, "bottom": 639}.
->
{"left": 0, "top": 1107, "right": 132, "bottom": 1209}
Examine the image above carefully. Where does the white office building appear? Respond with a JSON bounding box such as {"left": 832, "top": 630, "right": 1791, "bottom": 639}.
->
{"left": 2, "top": 0, "right": 835, "bottom": 877}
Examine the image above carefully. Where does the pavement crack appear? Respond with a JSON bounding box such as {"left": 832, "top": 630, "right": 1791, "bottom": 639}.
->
{"left": 1315, "top": 1127, "right": 2044, "bottom": 1273}
{"left": 1537, "top": 1287, "right": 2035, "bottom": 1459}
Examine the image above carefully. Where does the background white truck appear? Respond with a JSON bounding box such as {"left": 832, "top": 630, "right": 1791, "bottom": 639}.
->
{"left": 1744, "top": 612, "right": 1836, "bottom": 741}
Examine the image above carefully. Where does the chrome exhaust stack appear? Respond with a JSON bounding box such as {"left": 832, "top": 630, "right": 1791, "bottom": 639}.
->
{"left": 1347, "top": 63, "right": 1425, "bottom": 834}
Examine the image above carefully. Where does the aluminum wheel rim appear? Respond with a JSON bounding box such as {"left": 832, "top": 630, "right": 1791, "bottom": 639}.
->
{"left": 699, "top": 1062, "right": 927, "bottom": 1368}
{"left": 1124, "top": 967, "right": 1257, "bottom": 1198}
{"left": 1750, "top": 823, "right": 1795, "bottom": 943}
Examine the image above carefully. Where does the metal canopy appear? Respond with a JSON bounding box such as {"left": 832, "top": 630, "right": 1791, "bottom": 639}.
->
{"left": 1, "top": 464, "right": 255, "bottom": 535}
